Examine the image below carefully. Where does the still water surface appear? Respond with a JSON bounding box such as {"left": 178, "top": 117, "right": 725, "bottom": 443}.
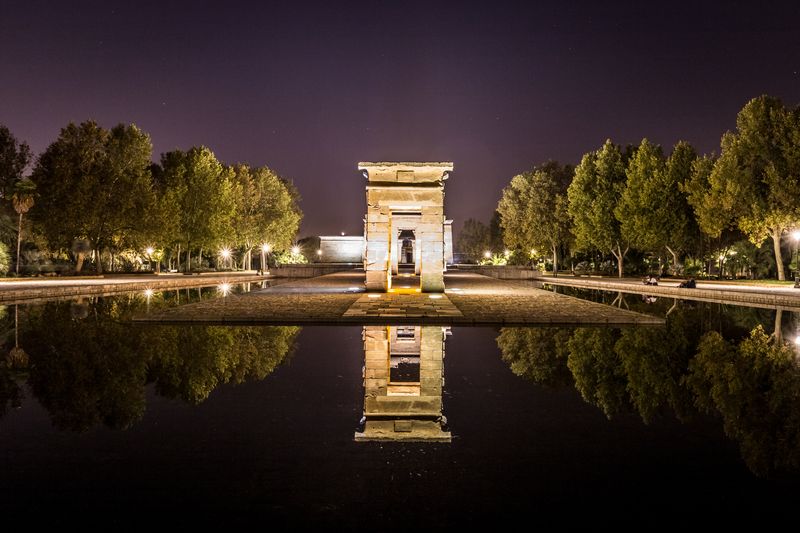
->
{"left": 1, "top": 284, "right": 799, "bottom": 526}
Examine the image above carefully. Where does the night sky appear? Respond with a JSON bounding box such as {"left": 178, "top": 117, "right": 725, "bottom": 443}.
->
{"left": 2, "top": 1, "right": 799, "bottom": 238}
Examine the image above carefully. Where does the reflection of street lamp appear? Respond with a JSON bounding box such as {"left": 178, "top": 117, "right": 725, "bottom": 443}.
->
{"left": 792, "top": 230, "right": 800, "bottom": 288}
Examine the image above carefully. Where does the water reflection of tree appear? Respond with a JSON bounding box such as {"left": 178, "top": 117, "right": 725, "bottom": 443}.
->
{"left": 496, "top": 328, "right": 572, "bottom": 387}
{"left": 684, "top": 326, "right": 800, "bottom": 476}
{"left": 497, "top": 305, "right": 800, "bottom": 475}
{"left": 13, "top": 298, "right": 299, "bottom": 431}
{"left": 145, "top": 324, "right": 300, "bottom": 404}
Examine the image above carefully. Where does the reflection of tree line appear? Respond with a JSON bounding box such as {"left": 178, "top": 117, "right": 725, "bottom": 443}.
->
{"left": 497, "top": 304, "right": 800, "bottom": 476}
{"left": 0, "top": 298, "right": 300, "bottom": 432}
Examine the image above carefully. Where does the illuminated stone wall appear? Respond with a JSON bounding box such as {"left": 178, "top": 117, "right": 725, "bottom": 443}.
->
{"left": 359, "top": 162, "right": 453, "bottom": 292}
{"left": 318, "top": 235, "right": 364, "bottom": 263}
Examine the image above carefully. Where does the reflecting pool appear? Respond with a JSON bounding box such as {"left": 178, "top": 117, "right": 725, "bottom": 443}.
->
{"left": 1, "top": 285, "right": 799, "bottom": 526}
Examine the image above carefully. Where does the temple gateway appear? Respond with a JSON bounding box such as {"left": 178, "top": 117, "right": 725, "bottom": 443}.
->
{"left": 360, "top": 162, "right": 453, "bottom": 292}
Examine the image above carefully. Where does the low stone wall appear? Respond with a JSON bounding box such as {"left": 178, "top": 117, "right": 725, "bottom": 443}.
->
{"left": 459, "top": 265, "right": 539, "bottom": 280}
{"left": 0, "top": 273, "right": 267, "bottom": 304}
{"left": 271, "top": 264, "right": 360, "bottom": 278}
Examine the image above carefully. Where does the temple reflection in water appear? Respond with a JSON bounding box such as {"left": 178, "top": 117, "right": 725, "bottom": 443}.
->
{"left": 356, "top": 325, "right": 451, "bottom": 442}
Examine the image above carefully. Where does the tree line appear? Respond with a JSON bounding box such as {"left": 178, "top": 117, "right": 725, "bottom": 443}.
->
{"left": 460, "top": 95, "right": 800, "bottom": 280}
{"left": 0, "top": 120, "right": 302, "bottom": 274}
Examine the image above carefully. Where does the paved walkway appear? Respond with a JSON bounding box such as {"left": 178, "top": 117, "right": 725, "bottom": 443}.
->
{"left": 134, "top": 271, "right": 664, "bottom": 326}
{"left": 531, "top": 275, "right": 800, "bottom": 310}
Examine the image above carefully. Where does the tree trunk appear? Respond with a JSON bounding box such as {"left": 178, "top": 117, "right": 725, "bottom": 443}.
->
{"left": 76, "top": 252, "right": 85, "bottom": 273}
{"left": 611, "top": 244, "right": 627, "bottom": 278}
{"left": 772, "top": 228, "right": 785, "bottom": 281}
{"left": 15, "top": 212, "right": 22, "bottom": 276}
{"left": 665, "top": 246, "right": 679, "bottom": 275}
{"left": 551, "top": 245, "right": 558, "bottom": 277}
{"left": 96, "top": 247, "right": 104, "bottom": 274}
{"left": 186, "top": 244, "right": 192, "bottom": 273}
{"left": 773, "top": 308, "right": 783, "bottom": 342}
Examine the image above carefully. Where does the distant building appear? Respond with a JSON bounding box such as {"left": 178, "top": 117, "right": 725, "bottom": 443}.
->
{"left": 316, "top": 225, "right": 454, "bottom": 266}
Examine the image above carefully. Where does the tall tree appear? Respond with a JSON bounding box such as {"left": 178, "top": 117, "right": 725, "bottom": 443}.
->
{"left": 568, "top": 140, "right": 629, "bottom": 277}
{"left": 230, "top": 164, "right": 301, "bottom": 269}
{"left": 0, "top": 125, "right": 31, "bottom": 198}
{"left": 30, "top": 121, "right": 154, "bottom": 273}
{"left": 498, "top": 162, "right": 573, "bottom": 275}
{"left": 659, "top": 142, "right": 700, "bottom": 268}
{"left": 707, "top": 96, "right": 800, "bottom": 280}
{"left": 456, "top": 218, "right": 491, "bottom": 262}
{"left": 158, "top": 147, "right": 235, "bottom": 272}
{"left": 616, "top": 138, "right": 666, "bottom": 254}
{"left": 11, "top": 178, "right": 35, "bottom": 275}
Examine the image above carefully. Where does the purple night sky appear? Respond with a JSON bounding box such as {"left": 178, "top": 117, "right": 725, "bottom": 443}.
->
{"left": 1, "top": 1, "right": 799, "bottom": 238}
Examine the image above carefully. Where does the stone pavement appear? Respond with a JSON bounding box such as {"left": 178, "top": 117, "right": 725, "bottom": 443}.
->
{"left": 134, "top": 270, "right": 663, "bottom": 326}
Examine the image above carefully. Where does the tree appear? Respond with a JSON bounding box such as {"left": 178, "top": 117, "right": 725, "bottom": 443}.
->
{"left": 498, "top": 162, "right": 573, "bottom": 275}
{"left": 616, "top": 139, "right": 666, "bottom": 254}
{"left": 157, "top": 147, "right": 235, "bottom": 272}
{"left": 457, "top": 218, "right": 491, "bottom": 262}
{"left": 706, "top": 96, "right": 800, "bottom": 280}
{"left": 659, "top": 142, "right": 701, "bottom": 269}
{"left": 30, "top": 121, "right": 155, "bottom": 273}
{"left": 230, "top": 164, "right": 301, "bottom": 270}
{"left": 11, "top": 178, "right": 35, "bottom": 275}
{"left": 0, "top": 125, "right": 31, "bottom": 198}
{"left": 568, "top": 140, "right": 629, "bottom": 277}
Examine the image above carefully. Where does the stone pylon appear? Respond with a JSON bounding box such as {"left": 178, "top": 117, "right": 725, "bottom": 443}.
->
{"left": 360, "top": 162, "right": 453, "bottom": 293}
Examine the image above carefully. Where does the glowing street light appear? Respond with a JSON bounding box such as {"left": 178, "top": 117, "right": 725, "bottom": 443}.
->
{"left": 292, "top": 246, "right": 300, "bottom": 255}
{"left": 218, "top": 282, "right": 231, "bottom": 296}
{"left": 145, "top": 246, "right": 159, "bottom": 273}
{"left": 260, "top": 243, "right": 271, "bottom": 275}
{"left": 484, "top": 251, "right": 491, "bottom": 259}
{"left": 220, "top": 248, "right": 232, "bottom": 270}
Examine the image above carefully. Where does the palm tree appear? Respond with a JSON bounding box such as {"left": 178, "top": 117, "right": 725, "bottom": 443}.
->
{"left": 11, "top": 179, "right": 35, "bottom": 276}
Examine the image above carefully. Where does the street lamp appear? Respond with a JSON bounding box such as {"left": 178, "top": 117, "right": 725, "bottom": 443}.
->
{"left": 792, "top": 230, "right": 800, "bottom": 288}
{"left": 484, "top": 251, "right": 491, "bottom": 259}
{"left": 145, "top": 246, "right": 159, "bottom": 274}
{"left": 220, "top": 248, "right": 232, "bottom": 270}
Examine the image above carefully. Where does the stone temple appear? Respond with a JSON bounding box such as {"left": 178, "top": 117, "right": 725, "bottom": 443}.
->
{"left": 360, "top": 162, "right": 453, "bottom": 293}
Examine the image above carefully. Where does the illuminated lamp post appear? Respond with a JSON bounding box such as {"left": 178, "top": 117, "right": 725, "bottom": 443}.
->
{"left": 220, "top": 248, "right": 232, "bottom": 270}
